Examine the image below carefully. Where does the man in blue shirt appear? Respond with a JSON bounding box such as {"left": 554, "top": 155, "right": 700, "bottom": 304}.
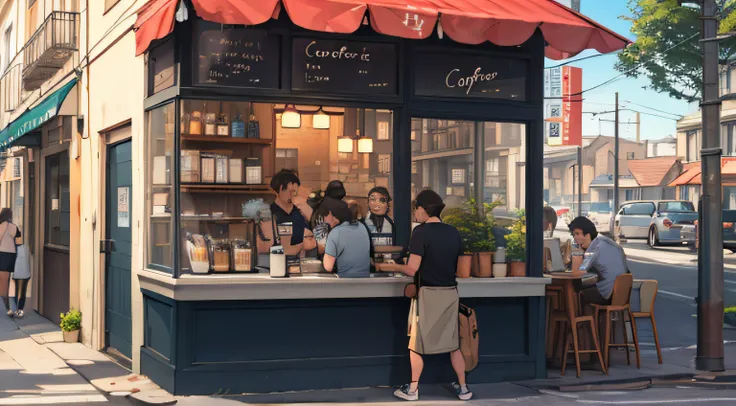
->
{"left": 568, "top": 216, "right": 629, "bottom": 309}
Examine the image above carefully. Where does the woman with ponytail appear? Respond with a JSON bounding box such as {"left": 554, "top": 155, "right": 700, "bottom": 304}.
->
{"left": 375, "top": 190, "right": 472, "bottom": 401}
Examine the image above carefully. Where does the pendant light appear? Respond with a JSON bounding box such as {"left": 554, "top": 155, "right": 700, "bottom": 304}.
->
{"left": 312, "top": 107, "right": 330, "bottom": 129}
{"left": 357, "top": 136, "right": 373, "bottom": 153}
{"left": 338, "top": 136, "right": 354, "bottom": 153}
{"left": 281, "top": 104, "right": 301, "bottom": 128}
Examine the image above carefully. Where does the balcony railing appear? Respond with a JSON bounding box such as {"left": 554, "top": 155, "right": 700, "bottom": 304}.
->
{"left": 22, "top": 11, "right": 79, "bottom": 90}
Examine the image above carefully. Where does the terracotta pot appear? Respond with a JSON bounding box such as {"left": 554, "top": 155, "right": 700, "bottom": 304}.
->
{"left": 492, "top": 263, "right": 507, "bottom": 278}
{"left": 471, "top": 252, "right": 493, "bottom": 278}
{"left": 508, "top": 261, "right": 526, "bottom": 277}
{"left": 456, "top": 255, "right": 472, "bottom": 278}
{"left": 63, "top": 329, "right": 80, "bottom": 343}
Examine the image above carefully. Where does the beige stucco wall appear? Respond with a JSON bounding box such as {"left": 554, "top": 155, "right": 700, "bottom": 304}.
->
{"left": 83, "top": 28, "right": 145, "bottom": 371}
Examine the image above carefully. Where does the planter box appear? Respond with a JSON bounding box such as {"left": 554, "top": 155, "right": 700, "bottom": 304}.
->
{"left": 63, "top": 329, "right": 80, "bottom": 343}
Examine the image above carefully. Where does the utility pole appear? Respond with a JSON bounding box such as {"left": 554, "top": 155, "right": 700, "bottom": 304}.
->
{"left": 697, "top": 0, "right": 724, "bottom": 372}
{"left": 635, "top": 112, "right": 641, "bottom": 143}
{"left": 577, "top": 146, "right": 583, "bottom": 216}
{"left": 613, "top": 92, "right": 620, "bottom": 234}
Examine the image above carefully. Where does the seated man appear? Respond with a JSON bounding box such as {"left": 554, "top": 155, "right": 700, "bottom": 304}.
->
{"left": 568, "top": 216, "right": 629, "bottom": 309}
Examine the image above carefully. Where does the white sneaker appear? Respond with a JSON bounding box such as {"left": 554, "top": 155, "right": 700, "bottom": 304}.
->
{"left": 452, "top": 382, "right": 473, "bottom": 401}
{"left": 14, "top": 310, "right": 23, "bottom": 318}
{"left": 393, "top": 384, "right": 419, "bottom": 401}
{"left": 6, "top": 310, "right": 13, "bottom": 318}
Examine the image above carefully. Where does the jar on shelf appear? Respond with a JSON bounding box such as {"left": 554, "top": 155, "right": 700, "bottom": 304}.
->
{"left": 209, "top": 238, "right": 231, "bottom": 273}
{"left": 189, "top": 111, "right": 202, "bottom": 135}
{"left": 217, "top": 113, "right": 229, "bottom": 137}
{"left": 205, "top": 113, "right": 217, "bottom": 136}
{"left": 231, "top": 239, "right": 255, "bottom": 272}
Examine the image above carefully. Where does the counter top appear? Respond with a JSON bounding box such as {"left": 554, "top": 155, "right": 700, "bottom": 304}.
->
{"left": 138, "top": 270, "right": 551, "bottom": 301}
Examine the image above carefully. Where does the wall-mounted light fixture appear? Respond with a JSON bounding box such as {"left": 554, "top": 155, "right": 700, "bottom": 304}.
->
{"left": 281, "top": 104, "right": 301, "bottom": 128}
{"left": 312, "top": 107, "right": 330, "bottom": 129}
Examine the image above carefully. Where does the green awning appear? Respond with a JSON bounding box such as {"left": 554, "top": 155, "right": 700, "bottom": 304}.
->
{"left": 0, "top": 79, "right": 77, "bottom": 147}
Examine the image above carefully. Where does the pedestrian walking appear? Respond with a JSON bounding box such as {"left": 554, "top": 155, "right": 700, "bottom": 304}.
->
{"left": 376, "top": 190, "right": 473, "bottom": 401}
{"left": 0, "top": 208, "right": 21, "bottom": 317}
{"left": 12, "top": 241, "right": 30, "bottom": 318}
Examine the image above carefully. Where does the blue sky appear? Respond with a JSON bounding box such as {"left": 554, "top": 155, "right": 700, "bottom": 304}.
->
{"left": 550, "top": 1, "right": 694, "bottom": 141}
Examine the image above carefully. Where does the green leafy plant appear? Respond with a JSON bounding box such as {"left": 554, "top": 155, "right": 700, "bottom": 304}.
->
{"left": 505, "top": 214, "right": 526, "bottom": 262}
{"left": 60, "top": 309, "right": 81, "bottom": 332}
{"left": 444, "top": 199, "right": 496, "bottom": 254}
{"left": 726, "top": 307, "right": 736, "bottom": 314}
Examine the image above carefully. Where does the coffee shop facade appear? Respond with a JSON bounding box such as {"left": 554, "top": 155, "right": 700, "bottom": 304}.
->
{"left": 126, "top": 0, "right": 629, "bottom": 395}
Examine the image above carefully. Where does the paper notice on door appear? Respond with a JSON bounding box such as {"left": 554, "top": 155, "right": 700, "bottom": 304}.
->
{"left": 118, "top": 187, "right": 130, "bottom": 228}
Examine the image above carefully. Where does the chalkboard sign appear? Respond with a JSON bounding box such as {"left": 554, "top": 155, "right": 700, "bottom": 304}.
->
{"left": 196, "top": 28, "right": 280, "bottom": 89}
{"left": 413, "top": 52, "right": 528, "bottom": 101}
{"left": 291, "top": 38, "right": 398, "bottom": 95}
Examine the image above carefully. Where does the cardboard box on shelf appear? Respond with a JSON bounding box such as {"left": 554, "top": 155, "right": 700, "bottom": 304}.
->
{"left": 153, "top": 156, "right": 170, "bottom": 185}
{"left": 229, "top": 158, "right": 244, "bottom": 183}
{"left": 216, "top": 155, "right": 229, "bottom": 183}
{"left": 201, "top": 153, "right": 216, "bottom": 183}
{"left": 181, "top": 150, "right": 201, "bottom": 182}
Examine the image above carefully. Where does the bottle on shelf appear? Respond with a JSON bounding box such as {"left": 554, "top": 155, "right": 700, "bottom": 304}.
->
{"left": 189, "top": 110, "right": 202, "bottom": 135}
{"left": 247, "top": 105, "right": 260, "bottom": 139}
{"left": 232, "top": 113, "right": 246, "bottom": 138}
{"left": 205, "top": 112, "right": 217, "bottom": 136}
{"left": 217, "top": 113, "right": 229, "bottom": 137}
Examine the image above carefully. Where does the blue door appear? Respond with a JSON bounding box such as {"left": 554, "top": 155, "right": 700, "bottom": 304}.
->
{"left": 106, "top": 140, "right": 132, "bottom": 359}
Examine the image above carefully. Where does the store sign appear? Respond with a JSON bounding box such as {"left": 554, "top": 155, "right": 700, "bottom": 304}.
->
{"left": 291, "top": 38, "right": 398, "bottom": 95}
{"left": 413, "top": 52, "right": 527, "bottom": 100}
{"left": 561, "top": 66, "right": 582, "bottom": 147}
{"left": 196, "top": 27, "right": 280, "bottom": 89}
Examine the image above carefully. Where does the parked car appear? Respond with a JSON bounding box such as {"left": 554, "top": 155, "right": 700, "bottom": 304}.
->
{"left": 682, "top": 209, "right": 736, "bottom": 251}
{"left": 614, "top": 200, "right": 698, "bottom": 247}
{"left": 581, "top": 201, "right": 613, "bottom": 235}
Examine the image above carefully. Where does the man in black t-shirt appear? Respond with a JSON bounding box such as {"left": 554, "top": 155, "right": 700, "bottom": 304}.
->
{"left": 408, "top": 222, "right": 462, "bottom": 287}
{"left": 268, "top": 169, "right": 312, "bottom": 256}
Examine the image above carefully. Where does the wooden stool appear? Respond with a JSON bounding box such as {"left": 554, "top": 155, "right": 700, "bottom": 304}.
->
{"left": 632, "top": 279, "right": 662, "bottom": 364}
{"left": 591, "top": 273, "right": 641, "bottom": 370}
{"left": 555, "top": 312, "right": 607, "bottom": 377}
{"left": 546, "top": 285, "right": 565, "bottom": 359}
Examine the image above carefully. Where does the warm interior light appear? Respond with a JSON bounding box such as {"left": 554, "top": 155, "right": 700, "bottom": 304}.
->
{"left": 358, "top": 137, "right": 373, "bottom": 153}
{"left": 281, "top": 105, "right": 301, "bottom": 128}
{"left": 312, "top": 109, "right": 330, "bottom": 129}
{"left": 338, "top": 137, "right": 354, "bottom": 153}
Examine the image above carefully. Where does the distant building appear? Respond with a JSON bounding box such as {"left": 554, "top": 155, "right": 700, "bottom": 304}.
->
{"left": 647, "top": 136, "right": 677, "bottom": 157}
{"left": 555, "top": 0, "right": 582, "bottom": 11}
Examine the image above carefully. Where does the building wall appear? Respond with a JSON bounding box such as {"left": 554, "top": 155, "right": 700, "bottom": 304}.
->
{"left": 83, "top": 0, "right": 146, "bottom": 371}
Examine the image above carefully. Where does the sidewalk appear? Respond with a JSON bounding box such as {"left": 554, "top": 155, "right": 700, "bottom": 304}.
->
{"left": 0, "top": 309, "right": 175, "bottom": 405}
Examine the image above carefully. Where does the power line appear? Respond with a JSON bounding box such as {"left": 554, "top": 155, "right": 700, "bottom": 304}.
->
{"left": 623, "top": 100, "right": 685, "bottom": 118}
{"left": 544, "top": 53, "right": 609, "bottom": 69}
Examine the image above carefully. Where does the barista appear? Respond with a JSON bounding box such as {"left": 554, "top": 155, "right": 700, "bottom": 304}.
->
{"left": 267, "top": 169, "right": 314, "bottom": 256}
{"left": 364, "top": 187, "right": 396, "bottom": 243}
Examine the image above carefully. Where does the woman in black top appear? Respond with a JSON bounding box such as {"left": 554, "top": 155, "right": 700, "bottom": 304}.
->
{"left": 375, "top": 190, "right": 472, "bottom": 401}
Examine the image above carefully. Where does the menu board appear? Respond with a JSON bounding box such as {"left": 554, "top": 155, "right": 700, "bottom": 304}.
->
{"left": 291, "top": 38, "right": 398, "bottom": 95}
{"left": 413, "top": 51, "right": 528, "bottom": 101}
{"left": 197, "top": 28, "right": 280, "bottom": 88}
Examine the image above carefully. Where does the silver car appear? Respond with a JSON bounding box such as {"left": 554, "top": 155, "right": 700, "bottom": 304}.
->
{"left": 614, "top": 200, "right": 698, "bottom": 247}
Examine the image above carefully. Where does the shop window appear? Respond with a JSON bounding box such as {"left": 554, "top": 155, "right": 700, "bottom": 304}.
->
{"left": 147, "top": 38, "right": 175, "bottom": 96}
{"left": 176, "top": 101, "right": 394, "bottom": 275}
{"left": 451, "top": 168, "right": 466, "bottom": 184}
{"left": 725, "top": 187, "right": 736, "bottom": 210}
{"left": 687, "top": 130, "right": 700, "bottom": 162}
{"left": 146, "top": 103, "right": 175, "bottom": 272}
{"left": 45, "top": 152, "right": 70, "bottom": 247}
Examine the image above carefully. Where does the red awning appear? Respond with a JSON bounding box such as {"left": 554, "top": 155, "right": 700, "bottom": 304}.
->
{"left": 136, "top": 0, "right": 630, "bottom": 58}
{"left": 669, "top": 158, "right": 736, "bottom": 187}
{"left": 135, "top": 0, "right": 179, "bottom": 56}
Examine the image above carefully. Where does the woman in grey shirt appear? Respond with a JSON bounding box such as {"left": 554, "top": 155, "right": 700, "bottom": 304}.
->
{"left": 318, "top": 198, "right": 371, "bottom": 278}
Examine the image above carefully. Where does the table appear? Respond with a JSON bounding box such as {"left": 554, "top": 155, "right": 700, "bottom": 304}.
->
{"left": 546, "top": 271, "right": 606, "bottom": 377}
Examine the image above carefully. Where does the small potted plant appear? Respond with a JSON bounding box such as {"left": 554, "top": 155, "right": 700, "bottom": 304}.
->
{"left": 60, "top": 309, "right": 81, "bottom": 343}
{"left": 505, "top": 212, "right": 526, "bottom": 277}
{"left": 725, "top": 307, "right": 736, "bottom": 327}
{"left": 444, "top": 200, "right": 495, "bottom": 278}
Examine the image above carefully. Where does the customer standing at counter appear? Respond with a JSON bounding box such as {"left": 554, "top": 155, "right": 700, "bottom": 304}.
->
{"left": 318, "top": 197, "right": 370, "bottom": 278}
{"left": 268, "top": 169, "right": 313, "bottom": 256}
{"left": 375, "top": 190, "right": 472, "bottom": 401}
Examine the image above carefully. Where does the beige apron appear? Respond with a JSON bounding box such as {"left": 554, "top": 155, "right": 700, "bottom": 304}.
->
{"left": 408, "top": 286, "right": 459, "bottom": 355}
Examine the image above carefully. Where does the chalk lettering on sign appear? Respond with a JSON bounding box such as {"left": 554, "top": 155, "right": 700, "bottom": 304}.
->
{"left": 445, "top": 67, "right": 499, "bottom": 95}
{"left": 403, "top": 13, "right": 425, "bottom": 33}
{"left": 305, "top": 41, "right": 371, "bottom": 63}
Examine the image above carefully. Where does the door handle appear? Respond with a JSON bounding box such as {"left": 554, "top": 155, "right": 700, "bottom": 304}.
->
{"left": 100, "top": 239, "right": 116, "bottom": 254}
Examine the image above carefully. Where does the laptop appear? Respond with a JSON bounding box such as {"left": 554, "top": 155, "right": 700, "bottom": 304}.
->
{"left": 544, "top": 238, "right": 566, "bottom": 273}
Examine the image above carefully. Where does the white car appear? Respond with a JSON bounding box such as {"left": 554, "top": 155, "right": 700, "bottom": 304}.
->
{"left": 582, "top": 202, "right": 613, "bottom": 235}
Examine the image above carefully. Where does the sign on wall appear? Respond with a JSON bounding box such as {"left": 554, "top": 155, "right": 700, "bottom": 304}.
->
{"left": 196, "top": 27, "right": 281, "bottom": 89}
{"left": 546, "top": 66, "right": 582, "bottom": 147}
{"left": 413, "top": 51, "right": 527, "bottom": 100}
{"left": 291, "top": 38, "right": 399, "bottom": 95}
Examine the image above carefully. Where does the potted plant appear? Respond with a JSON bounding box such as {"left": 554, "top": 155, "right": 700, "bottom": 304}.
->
{"left": 505, "top": 212, "right": 526, "bottom": 277}
{"left": 725, "top": 307, "right": 736, "bottom": 327}
{"left": 444, "top": 200, "right": 496, "bottom": 278}
{"left": 60, "top": 309, "right": 81, "bottom": 343}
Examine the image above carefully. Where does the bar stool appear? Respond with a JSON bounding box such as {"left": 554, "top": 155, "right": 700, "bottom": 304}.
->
{"left": 546, "top": 284, "right": 565, "bottom": 359}
{"left": 591, "top": 273, "right": 641, "bottom": 370}
{"left": 632, "top": 279, "right": 662, "bottom": 364}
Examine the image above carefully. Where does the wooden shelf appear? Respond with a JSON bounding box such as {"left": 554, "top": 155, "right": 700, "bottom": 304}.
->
{"left": 180, "top": 183, "right": 271, "bottom": 194}
{"left": 181, "top": 134, "right": 272, "bottom": 145}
